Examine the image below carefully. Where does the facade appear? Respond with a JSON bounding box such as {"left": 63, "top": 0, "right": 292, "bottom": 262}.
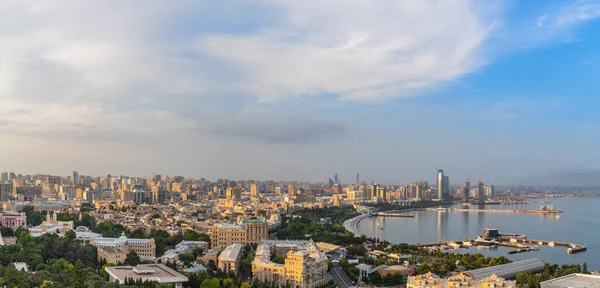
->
{"left": 218, "top": 243, "right": 242, "bottom": 273}
{"left": 407, "top": 272, "right": 515, "bottom": 288}
{"left": 251, "top": 183, "right": 259, "bottom": 197}
{"left": 29, "top": 211, "right": 74, "bottom": 237}
{"left": 252, "top": 240, "right": 328, "bottom": 288}
{"left": 0, "top": 182, "right": 13, "bottom": 202}
{"left": 463, "top": 181, "right": 470, "bottom": 203}
{"left": 210, "top": 219, "right": 268, "bottom": 250}
{"left": 0, "top": 211, "right": 26, "bottom": 230}
{"left": 437, "top": 170, "right": 449, "bottom": 200}
{"left": 104, "top": 264, "right": 188, "bottom": 287}
{"left": 92, "top": 233, "right": 156, "bottom": 263}
{"left": 478, "top": 181, "right": 485, "bottom": 204}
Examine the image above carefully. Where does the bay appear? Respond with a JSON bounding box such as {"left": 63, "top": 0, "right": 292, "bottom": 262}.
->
{"left": 357, "top": 197, "right": 600, "bottom": 268}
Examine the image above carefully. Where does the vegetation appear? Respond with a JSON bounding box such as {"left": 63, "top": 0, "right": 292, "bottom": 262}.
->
{"left": 516, "top": 263, "right": 589, "bottom": 288}
{"left": 276, "top": 206, "right": 367, "bottom": 245}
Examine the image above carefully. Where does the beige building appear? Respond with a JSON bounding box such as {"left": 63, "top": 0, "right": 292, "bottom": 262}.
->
{"left": 92, "top": 233, "right": 156, "bottom": 263}
{"left": 250, "top": 183, "right": 258, "bottom": 197}
{"left": 252, "top": 240, "right": 328, "bottom": 288}
{"left": 407, "top": 272, "right": 515, "bottom": 288}
{"left": 210, "top": 219, "right": 268, "bottom": 250}
{"left": 218, "top": 243, "right": 242, "bottom": 274}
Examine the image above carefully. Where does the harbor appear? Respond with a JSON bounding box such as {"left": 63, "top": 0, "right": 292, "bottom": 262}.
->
{"left": 427, "top": 204, "right": 564, "bottom": 215}
{"left": 414, "top": 228, "right": 587, "bottom": 255}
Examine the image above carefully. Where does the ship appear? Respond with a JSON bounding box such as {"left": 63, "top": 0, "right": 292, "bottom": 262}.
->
{"left": 474, "top": 237, "right": 497, "bottom": 247}
{"left": 567, "top": 244, "right": 587, "bottom": 254}
{"left": 448, "top": 242, "right": 462, "bottom": 249}
{"left": 548, "top": 241, "right": 556, "bottom": 247}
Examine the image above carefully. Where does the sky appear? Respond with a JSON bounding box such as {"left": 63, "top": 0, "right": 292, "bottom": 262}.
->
{"left": 1, "top": 0, "right": 600, "bottom": 185}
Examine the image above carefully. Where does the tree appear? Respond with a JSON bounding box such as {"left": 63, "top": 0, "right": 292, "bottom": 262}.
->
{"left": 124, "top": 251, "right": 141, "bottom": 266}
{"left": 223, "top": 278, "right": 236, "bottom": 288}
{"left": 40, "top": 280, "right": 55, "bottom": 288}
{"left": 583, "top": 263, "right": 588, "bottom": 274}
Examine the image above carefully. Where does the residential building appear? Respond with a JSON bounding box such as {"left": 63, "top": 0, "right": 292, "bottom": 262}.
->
{"left": 210, "top": 219, "right": 268, "bottom": 250}
{"left": 0, "top": 211, "right": 26, "bottom": 230}
{"left": 104, "top": 264, "right": 188, "bottom": 287}
{"left": 252, "top": 240, "right": 328, "bottom": 288}
{"left": 251, "top": 183, "right": 258, "bottom": 197}
{"left": 218, "top": 243, "right": 242, "bottom": 274}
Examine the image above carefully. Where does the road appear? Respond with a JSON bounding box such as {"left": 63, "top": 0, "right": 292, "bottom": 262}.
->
{"left": 329, "top": 264, "right": 354, "bottom": 288}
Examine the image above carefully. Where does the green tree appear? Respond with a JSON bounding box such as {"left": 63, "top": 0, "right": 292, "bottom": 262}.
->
{"left": 124, "top": 251, "right": 141, "bottom": 266}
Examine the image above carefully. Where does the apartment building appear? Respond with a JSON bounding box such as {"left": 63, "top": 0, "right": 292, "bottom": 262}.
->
{"left": 210, "top": 219, "right": 268, "bottom": 250}
{"left": 252, "top": 240, "right": 328, "bottom": 288}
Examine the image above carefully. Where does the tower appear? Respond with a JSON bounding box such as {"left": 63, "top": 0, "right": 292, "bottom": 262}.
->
{"left": 436, "top": 169, "right": 444, "bottom": 200}
{"left": 478, "top": 181, "right": 485, "bottom": 204}
{"left": 334, "top": 173, "right": 340, "bottom": 185}
{"left": 463, "top": 181, "right": 470, "bottom": 203}
{"left": 356, "top": 173, "right": 360, "bottom": 185}
{"left": 71, "top": 171, "right": 79, "bottom": 186}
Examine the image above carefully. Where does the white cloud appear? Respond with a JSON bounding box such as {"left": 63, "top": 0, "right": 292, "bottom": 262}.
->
{"left": 537, "top": 0, "right": 600, "bottom": 28}
{"left": 200, "top": 0, "right": 496, "bottom": 101}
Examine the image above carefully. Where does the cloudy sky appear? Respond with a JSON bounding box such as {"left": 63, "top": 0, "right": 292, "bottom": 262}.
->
{"left": 1, "top": 0, "right": 600, "bottom": 185}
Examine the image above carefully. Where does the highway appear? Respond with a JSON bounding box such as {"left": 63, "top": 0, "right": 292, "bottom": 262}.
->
{"left": 329, "top": 264, "right": 354, "bottom": 288}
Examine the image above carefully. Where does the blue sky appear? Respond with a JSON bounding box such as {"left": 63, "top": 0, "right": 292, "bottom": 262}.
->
{"left": 1, "top": 0, "right": 600, "bottom": 185}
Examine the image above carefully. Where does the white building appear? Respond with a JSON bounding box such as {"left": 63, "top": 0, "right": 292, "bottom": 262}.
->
{"left": 104, "top": 264, "right": 188, "bottom": 287}
{"left": 29, "top": 211, "right": 74, "bottom": 237}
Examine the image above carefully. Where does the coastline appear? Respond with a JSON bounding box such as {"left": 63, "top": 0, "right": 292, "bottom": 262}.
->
{"left": 343, "top": 214, "right": 369, "bottom": 237}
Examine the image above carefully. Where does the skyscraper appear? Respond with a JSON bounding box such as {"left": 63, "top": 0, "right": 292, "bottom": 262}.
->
{"left": 442, "top": 176, "right": 449, "bottom": 200}
{"left": 71, "top": 171, "right": 79, "bottom": 186}
{"left": 478, "top": 181, "right": 485, "bottom": 204}
{"left": 250, "top": 183, "right": 258, "bottom": 197}
{"left": 436, "top": 169, "right": 445, "bottom": 200}
{"left": 463, "top": 181, "right": 470, "bottom": 203}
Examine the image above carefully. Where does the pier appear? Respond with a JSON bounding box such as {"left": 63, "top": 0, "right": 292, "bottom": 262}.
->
{"left": 450, "top": 208, "right": 564, "bottom": 214}
{"left": 369, "top": 211, "right": 415, "bottom": 217}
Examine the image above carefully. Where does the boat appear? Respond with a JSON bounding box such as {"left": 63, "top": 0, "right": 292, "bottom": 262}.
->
{"left": 510, "top": 238, "right": 518, "bottom": 244}
{"left": 448, "top": 242, "right": 461, "bottom": 249}
{"left": 555, "top": 215, "right": 560, "bottom": 219}
{"left": 538, "top": 241, "right": 544, "bottom": 245}
{"left": 548, "top": 242, "right": 556, "bottom": 247}
{"left": 463, "top": 241, "right": 473, "bottom": 247}
{"left": 567, "top": 244, "right": 587, "bottom": 254}
{"left": 437, "top": 206, "right": 449, "bottom": 212}
{"left": 474, "top": 237, "right": 496, "bottom": 247}
{"left": 477, "top": 244, "right": 497, "bottom": 249}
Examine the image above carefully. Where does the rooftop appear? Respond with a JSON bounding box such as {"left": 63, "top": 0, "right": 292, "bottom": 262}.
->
{"left": 219, "top": 243, "right": 242, "bottom": 262}
{"left": 104, "top": 264, "right": 188, "bottom": 284}
{"left": 541, "top": 273, "right": 600, "bottom": 288}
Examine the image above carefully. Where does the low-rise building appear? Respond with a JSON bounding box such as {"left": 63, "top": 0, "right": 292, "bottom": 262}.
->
{"left": 407, "top": 272, "right": 516, "bottom": 288}
{"left": 92, "top": 232, "right": 156, "bottom": 263}
{"left": 29, "top": 211, "right": 74, "bottom": 237}
{"left": 210, "top": 219, "right": 268, "bottom": 250}
{"left": 252, "top": 240, "right": 328, "bottom": 288}
{"left": 104, "top": 264, "right": 188, "bottom": 287}
{"left": 540, "top": 273, "right": 600, "bottom": 288}
{"left": 0, "top": 211, "right": 26, "bottom": 230}
{"left": 218, "top": 243, "right": 242, "bottom": 274}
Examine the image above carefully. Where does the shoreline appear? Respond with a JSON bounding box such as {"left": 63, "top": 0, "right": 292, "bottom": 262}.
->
{"left": 343, "top": 214, "right": 369, "bottom": 237}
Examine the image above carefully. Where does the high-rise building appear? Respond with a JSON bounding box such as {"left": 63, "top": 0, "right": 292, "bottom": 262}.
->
{"left": 366, "top": 185, "right": 375, "bottom": 201}
{"left": 250, "top": 183, "right": 258, "bottom": 197}
{"left": 376, "top": 185, "right": 386, "bottom": 201}
{"left": 462, "top": 181, "right": 470, "bottom": 203}
{"left": 71, "top": 171, "right": 79, "bottom": 186}
{"left": 478, "top": 181, "right": 485, "bottom": 204}
{"left": 287, "top": 184, "right": 295, "bottom": 196}
{"left": 233, "top": 188, "right": 242, "bottom": 200}
{"left": 437, "top": 169, "right": 446, "bottom": 200}
{"left": 442, "top": 176, "right": 449, "bottom": 200}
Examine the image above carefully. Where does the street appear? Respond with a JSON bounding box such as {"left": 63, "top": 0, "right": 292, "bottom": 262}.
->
{"left": 329, "top": 263, "right": 354, "bottom": 288}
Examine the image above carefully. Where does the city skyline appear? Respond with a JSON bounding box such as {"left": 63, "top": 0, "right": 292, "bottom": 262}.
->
{"left": 1, "top": 1, "right": 600, "bottom": 185}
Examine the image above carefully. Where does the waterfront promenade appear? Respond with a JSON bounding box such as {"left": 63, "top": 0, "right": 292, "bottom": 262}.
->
{"left": 343, "top": 214, "right": 369, "bottom": 237}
